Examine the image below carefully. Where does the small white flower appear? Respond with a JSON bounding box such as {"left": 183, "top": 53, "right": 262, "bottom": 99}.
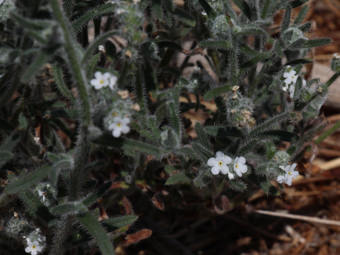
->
{"left": 98, "top": 45, "right": 105, "bottom": 52}
{"left": 107, "top": 73, "right": 118, "bottom": 90}
{"left": 207, "top": 151, "right": 233, "bottom": 179}
{"left": 108, "top": 116, "right": 130, "bottom": 137}
{"left": 333, "top": 53, "right": 340, "bottom": 59}
{"left": 233, "top": 156, "right": 248, "bottom": 177}
{"left": 276, "top": 163, "right": 299, "bottom": 186}
{"left": 25, "top": 240, "right": 43, "bottom": 255}
{"left": 283, "top": 68, "right": 298, "bottom": 86}
{"left": 90, "top": 72, "right": 110, "bottom": 90}
{"left": 90, "top": 72, "right": 117, "bottom": 90}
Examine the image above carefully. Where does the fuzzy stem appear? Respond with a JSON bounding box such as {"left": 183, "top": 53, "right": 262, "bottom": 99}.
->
{"left": 49, "top": 0, "right": 91, "bottom": 128}
{"left": 49, "top": 0, "right": 91, "bottom": 254}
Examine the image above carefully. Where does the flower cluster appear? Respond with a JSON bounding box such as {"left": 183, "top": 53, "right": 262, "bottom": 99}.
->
{"left": 90, "top": 71, "right": 117, "bottom": 90}
{"left": 226, "top": 90, "right": 255, "bottom": 129}
{"left": 24, "top": 228, "right": 46, "bottom": 255}
{"left": 282, "top": 66, "right": 298, "bottom": 98}
{"left": 207, "top": 151, "right": 248, "bottom": 180}
{"left": 276, "top": 163, "right": 299, "bottom": 186}
{"left": 103, "top": 91, "right": 139, "bottom": 138}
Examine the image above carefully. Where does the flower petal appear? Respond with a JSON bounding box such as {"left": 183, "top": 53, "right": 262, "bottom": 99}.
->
{"left": 122, "top": 117, "right": 130, "bottom": 124}
{"left": 215, "top": 151, "right": 224, "bottom": 159}
{"left": 220, "top": 165, "right": 229, "bottom": 175}
{"left": 113, "top": 129, "right": 121, "bottom": 137}
{"left": 121, "top": 125, "right": 130, "bottom": 134}
{"left": 211, "top": 166, "right": 220, "bottom": 175}
{"left": 277, "top": 175, "right": 285, "bottom": 183}
{"left": 94, "top": 71, "right": 102, "bottom": 79}
{"left": 223, "top": 155, "right": 232, "bottom": 164}
{"left": 207, "top": 157, "right": 217, "bottom": 167}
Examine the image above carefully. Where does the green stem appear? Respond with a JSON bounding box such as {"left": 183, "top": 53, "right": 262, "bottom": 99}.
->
{"left": 49, "top": 0, "right": 91, "bottom": 128}
{"left": 49, "top": 1, "right": 92, "bottom": 254}
{"left": 315, "top": 120, "right": 340, "bottom": 145}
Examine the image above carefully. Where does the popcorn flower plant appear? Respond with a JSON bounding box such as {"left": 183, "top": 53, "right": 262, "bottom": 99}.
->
{"left": 0, "top": 0, "right": 339, "bottom": 254}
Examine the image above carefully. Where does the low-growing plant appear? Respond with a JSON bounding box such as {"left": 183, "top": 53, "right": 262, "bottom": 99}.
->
{"left": 0, "top": 0, "right": 339, "bottom": 254}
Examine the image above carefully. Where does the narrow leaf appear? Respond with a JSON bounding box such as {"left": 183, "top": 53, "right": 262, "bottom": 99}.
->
{"left": 21, "top": 52, "right": 49, "bottom": 82}
{"left": 77, "top": 212, "right": 115, "bottom": 255}
{"left": 5, "top": 165, "right": 52, "bottom": 194}
{"left": 103, "top": 215, "right": 138, "bottom": 228}
{"left": 165, "top": 172, "right": 191, "bottom": 185}
{"left": 51, "top": 201, "right": 88, "bottom": 216}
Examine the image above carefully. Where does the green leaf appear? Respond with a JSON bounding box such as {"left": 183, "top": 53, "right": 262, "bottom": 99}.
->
{"left": 281, "top": 7, "right": 291, "bottom": 32}
{"left": 301, "top": 38, "right": 331, "bottom": 48}
{"left": 250, "top": 112, "right": 291, "bottom": 137}
{"left": 165, "top": 172, "right": 191, "bottom": 185}
{"left": 123, "top": 138, "right": 163, "bottom": 158}
{"left": 192, "top": 141, "right": 213, "bottom": 161}
{"left": 204, "top": 85, "right": 231, "bottom": 100}
{"left": 5, "top": 165, "right": 52, "bottom": 195}
{"left": 10, "top": 12, "right": 52, "bottom": 31}
{"left": 195, "top": 123, "right": 211, "bottom": 149}
{"left": 52, "top": 64, "right": 75, "bottom": 100}
{"left": 241, "top": 52, "right": 271, "bottom": 69}
{"left": 77, "top": 212, "right": 115, "bottom": 255}
{"left": 258, "top": 130, "right": 297, "bottom": 141}
{"left": 294, "top": 4, "right": 308, "bottom": 24}
{"left": 261, "top": 0, "right": 271, "bottom": 19}
{"left": 50, "top": 200, "right": 88, "bottom": 216}
{"left": 21, "top": 52, "right": 50, "bottom": 82}
{"left": 72, "top": 3, "right": 116, "bottom": 34}
{"left": 103, "top": 215, "right": 138, "bottom": 228}
{"left": 83, "top": 182, "right": 112, "bottom": 207}
{"left": 199, "top": 40, "right": 231, "bottom": 50}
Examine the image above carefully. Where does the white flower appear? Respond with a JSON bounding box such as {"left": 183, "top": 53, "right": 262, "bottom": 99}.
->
{"left": 90, "top": 72, "right": 117, "bottom": 90}
{"left": 108, "top": 116, "right": 130, "bottom": 137}
{"left": 25, "top": 240, "right": 43, "bottom": 255}
{"left": 98, "top": 45, "right": 105, "bottom": 52}
{"left": 233, "top": 156, "right": 248, "bottom": 177}
{"left": 282, "top": 66, "right": 298, "bottom": 98}
{"left": 276, "top": 163, "right": 299, "bottom": 186}
{"left": 207, "top": 151, "right": 233, "bottom": 179}
{"left": 107, "top": 73, "right": 118, "bottom": 90}
{"left": 333, "top": 53, "right": 340, "bottom": 59}
{"left": 90, "top": 72, "right": 110, "bottom": 90}
{"left": 283, "top": 67, "right": 298, "bottom": 86}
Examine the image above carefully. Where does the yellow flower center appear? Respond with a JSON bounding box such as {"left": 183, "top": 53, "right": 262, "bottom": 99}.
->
{"left": 99, "top": 79, "right": 105, "bottom": 84}
{"left": 235, "top": 163, "right": 239, "bottom": 169}
{"left": 116, "top": 123, "right": 122, "bottom": 127}
{"left": 32, "top": 245, "right": 36, "bottom": 249}
{"left": 218, "top": 161, "right": 223, "bottom": 166}
{"left": 288, "top": 171, "right": 292, "bottom": 175}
